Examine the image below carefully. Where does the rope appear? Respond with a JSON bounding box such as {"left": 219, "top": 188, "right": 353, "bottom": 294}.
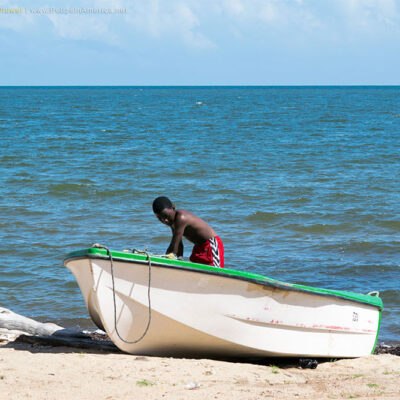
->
{"left": 92, "top": 244, "right": 152, "bottom": 344}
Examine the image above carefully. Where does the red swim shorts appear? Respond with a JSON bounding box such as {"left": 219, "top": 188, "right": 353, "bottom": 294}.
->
{"left": 190, "top": 236, "right": 224, "bottom": 268}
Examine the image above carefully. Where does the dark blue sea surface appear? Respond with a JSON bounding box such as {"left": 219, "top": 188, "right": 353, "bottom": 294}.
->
{"left": 0, "top": 86, "right": 399, "bottom": 343}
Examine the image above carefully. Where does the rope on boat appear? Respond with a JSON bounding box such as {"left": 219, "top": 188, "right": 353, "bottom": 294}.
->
{"left": 92, "top": 244, "right": 152, "bottom": 344}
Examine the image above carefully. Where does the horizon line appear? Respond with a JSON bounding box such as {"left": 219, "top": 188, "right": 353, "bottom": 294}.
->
{"left": 1, "top": 84, "right": 400, "bottom": 88}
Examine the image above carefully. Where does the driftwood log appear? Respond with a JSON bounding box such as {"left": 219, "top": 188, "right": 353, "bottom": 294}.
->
{"left": 0, "top": 307, "right": 68, "bottom": 337}
{"left": 0, "top": 307, "right": 120, "bottom": 352}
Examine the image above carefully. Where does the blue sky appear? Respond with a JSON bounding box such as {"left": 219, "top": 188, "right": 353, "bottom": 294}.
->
{"left": 1, "top": 0, "right": 400, "bottom": 85}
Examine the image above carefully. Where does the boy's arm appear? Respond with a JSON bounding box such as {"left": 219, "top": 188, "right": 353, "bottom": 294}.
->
{"left": 166, "top": 219, "right": 185, "bottom": 256}
{"left": 167, "top": 239, "right": 183, "bottom": 257}
{"left": 177, "top": 241, "right": 184, "bottom": 258}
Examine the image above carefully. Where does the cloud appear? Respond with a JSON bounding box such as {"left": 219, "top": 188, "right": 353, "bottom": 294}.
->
{"left": 123, "top": 0, "right": 215, "bottom": 49}
{"left": 202, "top": 0, "right": 323, "bottom": 37}
{"left": 216, "top": 0, "right": 400, "bottom": 32}
{"left": 2, "top": 0, "right": 400, "bottom": 49}
{"left": 174, "top": 2, "right": 214, "bottom": 48}
{"left": 47, "top": 14, "right": 119, "bottom": 45}
{"left": 337, "top": 0, "right": 400, "bottom": 30}
{"left": 222, "top": 0, "right": 245, "bottom": 16}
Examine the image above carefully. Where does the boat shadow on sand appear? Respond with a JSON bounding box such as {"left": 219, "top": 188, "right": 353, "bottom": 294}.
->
{"left": 4, "top": 331, "right": 399, "bottom": 368}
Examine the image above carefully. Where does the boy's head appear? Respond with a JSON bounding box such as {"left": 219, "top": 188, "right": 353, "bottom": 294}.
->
{"left": 153, "top": 196, "right": 175, "bottom": 226}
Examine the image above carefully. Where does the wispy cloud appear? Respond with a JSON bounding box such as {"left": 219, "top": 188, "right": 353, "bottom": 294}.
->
{"left": 2, "top": 0, "right": 400, "bottom": 47}
{"left": 337, "top": 0, "right": 400, "bottom": 30}
{"left": 47, "top": 14, "right": 118, "bottom": 45}
{"left": 2, "top": 0, "right": 400, "bottom": 52}
{"left": 122, "top": 0, "right": 215, "bottom": 49}
{"left": 217, "top": 0, "right": 400, "bottom": 34}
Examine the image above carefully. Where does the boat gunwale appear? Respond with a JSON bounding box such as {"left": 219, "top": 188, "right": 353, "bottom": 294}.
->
{"left": 64, "top": 248, "right": 383, "bottom": 311}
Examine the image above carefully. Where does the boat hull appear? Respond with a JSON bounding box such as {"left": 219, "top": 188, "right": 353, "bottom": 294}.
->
{"left": 65, "top": 251, "right": 382, "bottom": 358}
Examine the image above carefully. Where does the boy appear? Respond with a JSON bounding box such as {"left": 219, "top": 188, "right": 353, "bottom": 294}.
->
{"left": 152, "top": 196, "right": 224, "bottom": 268}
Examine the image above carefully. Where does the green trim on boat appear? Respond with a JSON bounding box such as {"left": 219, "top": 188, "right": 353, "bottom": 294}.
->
{"left": 372, "top": 310, "right": 382, "bottom": 354}
{"left": 64, "top": 247, "right": 383, "bottom": 310}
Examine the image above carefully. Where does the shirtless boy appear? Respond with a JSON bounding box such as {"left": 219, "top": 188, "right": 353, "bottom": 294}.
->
{"left": 152, "top": 196, "right": 224, "bottom": 268}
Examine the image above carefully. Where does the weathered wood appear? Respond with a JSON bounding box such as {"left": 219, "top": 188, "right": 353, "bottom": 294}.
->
{"left": 0, "top": 307, "right": 65, "bottom": 336}
{"left": 0, "top": 307, "right": 120, "bottom": 353}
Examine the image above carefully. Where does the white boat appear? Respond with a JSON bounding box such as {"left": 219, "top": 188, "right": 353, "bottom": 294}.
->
{"left": 64, "top": 247, "right": 383, "bottom": 358}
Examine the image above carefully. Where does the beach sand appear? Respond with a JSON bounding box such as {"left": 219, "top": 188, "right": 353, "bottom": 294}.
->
{"left": 1, "top": 341, "right": 399, "bottom": 400}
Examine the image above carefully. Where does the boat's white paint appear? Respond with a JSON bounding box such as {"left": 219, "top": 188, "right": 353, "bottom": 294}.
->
{"left": 65, "top": 257, "right": 380, "bottom": 358}
{"left": 67, "top": 258, "right": 104, "bottom": 331}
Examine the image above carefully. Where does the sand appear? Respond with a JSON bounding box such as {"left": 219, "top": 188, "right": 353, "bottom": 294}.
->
{"left": 1, "top": 341, "right": 399, "bottom": 400}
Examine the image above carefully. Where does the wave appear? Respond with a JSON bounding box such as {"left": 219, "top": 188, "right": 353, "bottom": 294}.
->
{"left": 246, "top": 211, "right": 287, "bottom": 222}
{"left": 285, "top": 222, "right": 356, "bottom": 234}
{"left": 375, "top": 219, "right": 400, "bottom": 230}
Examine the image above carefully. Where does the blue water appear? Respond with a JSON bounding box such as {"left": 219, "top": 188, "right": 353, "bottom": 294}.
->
{"left": 0, "top": 86, "right": 399, "bottom": 343}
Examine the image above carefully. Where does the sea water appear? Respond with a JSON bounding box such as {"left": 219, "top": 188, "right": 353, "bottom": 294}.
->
{"left": 0, "top": 86, "right": 399, "bottom": 343}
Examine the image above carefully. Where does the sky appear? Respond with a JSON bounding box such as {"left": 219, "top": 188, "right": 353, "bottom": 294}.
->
{"left": 1, "top": 0, "right": 400, "bottom": 85}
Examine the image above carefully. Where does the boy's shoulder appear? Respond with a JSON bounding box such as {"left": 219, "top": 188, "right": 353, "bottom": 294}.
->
{"left": 175, "top": 209, "right": 196, "bottom": 223}
{"left": 175, "top": 208, "right": 190, "bottom": 219}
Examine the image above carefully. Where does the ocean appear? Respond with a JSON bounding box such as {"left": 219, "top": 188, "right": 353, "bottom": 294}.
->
{"left": 0, "top": 86, "right": 399, "bottom": 343}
